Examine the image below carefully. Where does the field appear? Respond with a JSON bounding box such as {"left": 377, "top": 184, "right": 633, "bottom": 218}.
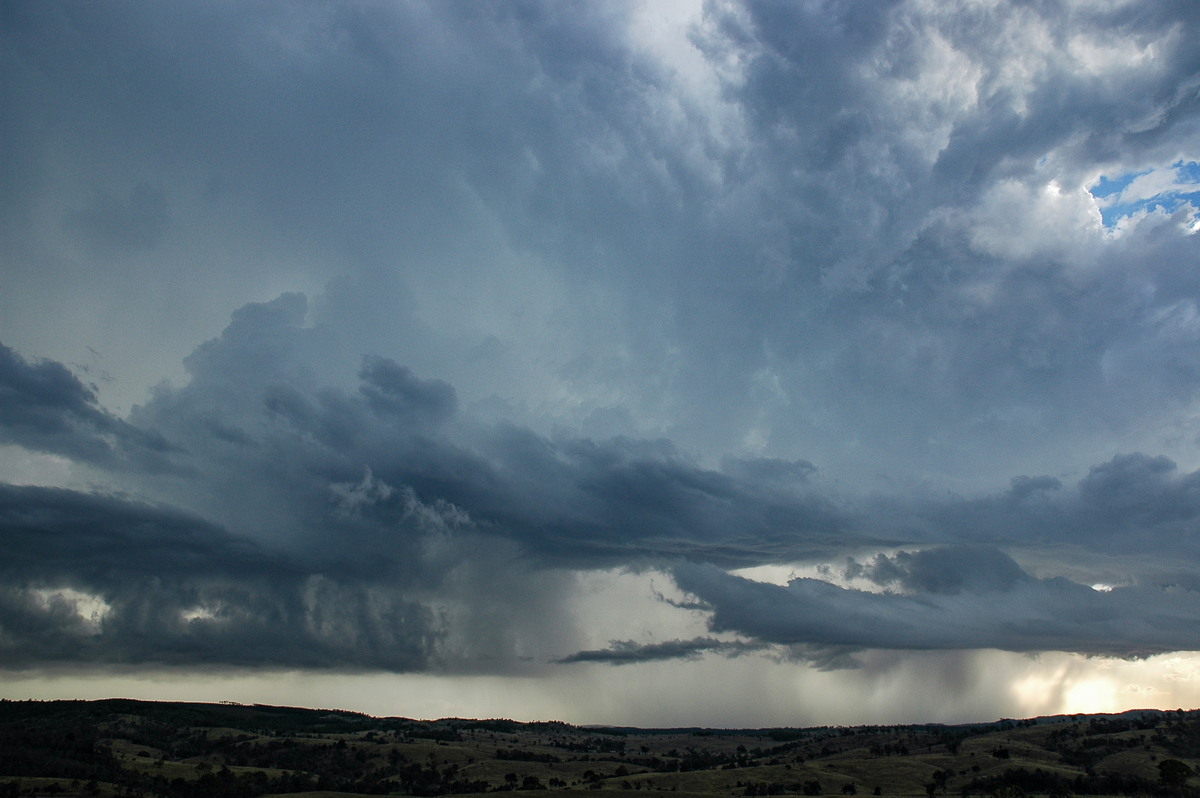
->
{"left": 1, "top": 700, "right": 1198, "bottom": 798}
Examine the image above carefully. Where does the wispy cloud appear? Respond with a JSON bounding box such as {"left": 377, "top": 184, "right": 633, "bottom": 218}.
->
{"left": 557, "top": 637, "right": 766, "bottom": 666}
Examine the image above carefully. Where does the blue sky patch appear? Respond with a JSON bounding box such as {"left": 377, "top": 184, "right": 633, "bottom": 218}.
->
{"left": 1091, "top": 161, "right": 1200, "bottom": 228}
{"left": 1088, "top": 170, "right": 1149, "bottom": 199}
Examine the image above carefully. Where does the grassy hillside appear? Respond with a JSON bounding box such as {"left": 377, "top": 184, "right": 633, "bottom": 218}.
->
{"left": 1, "top": 700, "right": 1197, "bottom": 798}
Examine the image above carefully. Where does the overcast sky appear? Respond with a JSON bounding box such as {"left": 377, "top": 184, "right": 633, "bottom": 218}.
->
{"left": 3, "top": 0, "right": 1200, "bottom": 727}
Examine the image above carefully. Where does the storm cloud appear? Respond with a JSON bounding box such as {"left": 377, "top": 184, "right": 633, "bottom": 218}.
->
{"left": 6, "top": 321, "right": 1200, "bottom": 670}
{"left": 557, "top": 637, "right": 767, "bottom": 666}
{"left": 0, "top": 483, "right": 435, "bottom": 671}
{"left": 0, "top": 343, "right": 176, "bottom": 470}
{"left": 672, "top": 547, "right": 1200, "bottom": 660}
{"left": 2, "top": 0, "right": 1200, "bottom": 723}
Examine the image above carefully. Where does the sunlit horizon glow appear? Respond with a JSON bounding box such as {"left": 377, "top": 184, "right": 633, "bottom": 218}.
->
{"left": 4, "top": 649, "right": 1200, "bottom": 728}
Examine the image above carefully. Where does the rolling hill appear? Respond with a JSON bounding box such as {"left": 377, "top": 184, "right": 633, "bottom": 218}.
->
{"left": 1, "top": 700, "right": 1197, "bottom": 798}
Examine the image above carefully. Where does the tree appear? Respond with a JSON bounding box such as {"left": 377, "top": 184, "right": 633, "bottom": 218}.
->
{"left": 1159, "top": 759, "right": 1193, "bottom": 790}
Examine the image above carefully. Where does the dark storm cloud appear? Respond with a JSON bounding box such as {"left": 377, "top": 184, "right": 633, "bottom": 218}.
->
{"left": 867, "top": 454, "right": 1200, "bottom": 567}
{"left": 0, "top": 483, "right": 261, "bottom": 581}
{"left": 0, "top": 306, "right": 849, "bottom": 672}
{"left": 599, "top": 454, "right": 1200, "bottom": 663}
{"left": 10, "top": 292, "right": 1200, "bottom": 670}
{"left": 479, "top": 432, "right": 845, "bottom": 566}
{"left": 0, "top": 342, "right": 176, "bottom": 470}
{"left": 672, "top": 547, "right": 1200, "bottom": 659}
{"left": 0, "top": 483, "right": 435, "bottom": 670}
{"left": 557, "top": 637, "right": 766, "bottom": 666}
{"left": 101, "top": 295, "right": 844, "bottom": 574}
{"left": 359, "top": 357, "right": 457, "bottom": 425}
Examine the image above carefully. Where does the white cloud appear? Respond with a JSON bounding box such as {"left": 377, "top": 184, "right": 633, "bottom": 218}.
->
{"left": 964, "top": 177, "right": 1106, "bottom": 263}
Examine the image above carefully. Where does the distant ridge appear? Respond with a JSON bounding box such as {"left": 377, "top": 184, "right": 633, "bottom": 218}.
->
{"left": 2, "top": 696, "right": 1190, "bottom": 732}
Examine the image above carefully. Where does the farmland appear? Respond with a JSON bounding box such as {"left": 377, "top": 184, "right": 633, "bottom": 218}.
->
{"left": 1, "top": 700, "right": 1198, "bottom": 798}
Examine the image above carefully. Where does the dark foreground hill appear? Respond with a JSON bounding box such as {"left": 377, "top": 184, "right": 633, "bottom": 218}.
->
{"left": 1, "top": 699, "right": 1198, "bottom": 798}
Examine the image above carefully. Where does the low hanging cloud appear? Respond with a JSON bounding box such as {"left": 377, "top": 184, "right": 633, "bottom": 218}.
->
{"left": 0, "top": 343, "right": 177, "bottom": 471}
{"left": 8, "top": 306, "right": 1200, "bottom": 673}
{"left": 0, "top": 483, "right": 436, "bottom": 671}
{"left": 556, "top": 637, "right": 767, "bottom": 666}
{"left": 670, "top": 547, "right": 1200, "bottom": 660}
{"left": 0, "top": 299, "right": 851, "bottom": 673}
{"left": 865, "top": 453, "right": 1200, "bottom": 572}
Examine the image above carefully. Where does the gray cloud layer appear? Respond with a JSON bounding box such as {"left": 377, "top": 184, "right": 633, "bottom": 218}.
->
{"left": 673, "top": 547, "right": 1200, "bottom": 661}
{"left": 2, "top": 0, "right": 1200, "bottom": 678}
{"left": 557, "top": 637, "right": 767, "bottom": 666}
{"left": 6, "top": 315, "right": 1200, "bottom": 668}
{"left": 0, "top": 483, "right": 435, "bottom": 671}
{"left": 0, "top": 344, "right": 176, "bottom": 470}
